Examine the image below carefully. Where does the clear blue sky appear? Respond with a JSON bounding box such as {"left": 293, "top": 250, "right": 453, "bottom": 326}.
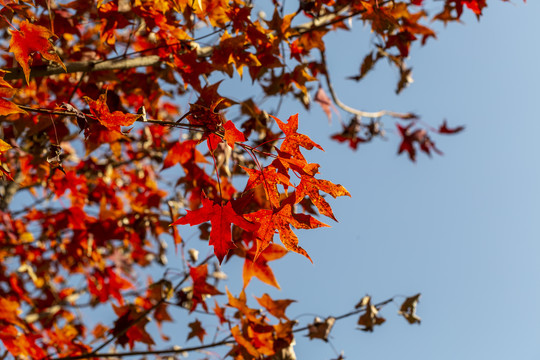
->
{"left": 214, "top": 1, "right": 539, "bottom": 359}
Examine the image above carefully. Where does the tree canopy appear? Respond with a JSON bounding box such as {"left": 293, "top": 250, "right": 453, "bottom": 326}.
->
{"left": 0, "top": 0, "right": 510, "bottom": 359}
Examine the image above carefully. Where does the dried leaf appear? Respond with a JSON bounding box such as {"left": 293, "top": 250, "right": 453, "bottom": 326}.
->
{"left": 307, "top": 317, "right": 335, "bottom": 342}
{"left": 398, "top": 293, "right": 421, "bottom": 324}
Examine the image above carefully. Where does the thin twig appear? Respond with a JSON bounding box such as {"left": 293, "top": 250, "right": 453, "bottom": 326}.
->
{"left": 85, "top": 254, "right": 214, "bottom": 357}
{"left": 49, "top": 297, "right": 396, "bottom": 360}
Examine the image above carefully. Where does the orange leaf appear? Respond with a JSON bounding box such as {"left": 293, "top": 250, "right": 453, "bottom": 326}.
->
{"left": 9, "top": 21, "right": 66, "bottom": 84}
{"left": 0, "top": 139, "right": 12, "bottom": 154}
{"left": 255, "top": 293, "right": 295, "bottom": 320}
{"left": 243, "top": 243, "right": 287, "bottom": 289}
{"left": 223, "top": 120, "right": 246, "bottom": 148}
{"left": 0, "top": 72, "right": 25, "bottom": 116}
{"left": 83, "top": 93, "right": 139, "bottom": 132}
{"left": 231, "top": 325, "right": 260, "bottom": 358}
{"left": 0, "top": 98, "right": 25, "bottom": 116}
{"left": 0, "top": 325, "right": 47, "bottom": 360}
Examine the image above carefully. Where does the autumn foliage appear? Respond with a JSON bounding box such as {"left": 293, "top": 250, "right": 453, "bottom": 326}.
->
{"left": 0, "top": 0, "right": 497, "bottom": 359}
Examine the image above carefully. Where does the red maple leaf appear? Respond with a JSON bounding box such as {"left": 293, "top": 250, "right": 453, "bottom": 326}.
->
{"left": 245, "top": 198, "right": 329, "bottom": 262}
{"left": 189, "top": 264, "right": 223, "bottom": 312}
{"left": 9, "top": 20, "right": 66, "bottom": 84}
{"left": 171, "top": 197, "right": 260, "bottom": 263}
{"left": 241, "top": 165, "right": 292, "bottom": 208}
{"left": 223, "top": 120, "right": 246, "bottom": 148}
{"left": 397, "top": 123, "right": 442, "bottom": 162}
{"left": 83, "top": 93, "right": 139, "bottom": 132}
{"left": 295, "top": 176, "right": 351, "bottom": 221}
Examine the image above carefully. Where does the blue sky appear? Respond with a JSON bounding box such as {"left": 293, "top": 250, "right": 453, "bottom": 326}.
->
{"left": 215, "top": 1, "right": 540, "bottom": 359}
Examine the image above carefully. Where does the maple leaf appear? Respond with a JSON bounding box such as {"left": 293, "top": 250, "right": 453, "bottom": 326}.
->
{"left": 241, "top": 165, "right": 292, "bottom": 208}
{"left": 397, "top": 123, "right": 442, "bottom": 161}
{"left": 0, "top": 72, "right": 25, "bottom": 116}
{"left": 0, "top": 325, "right": 47, "bottom": 360}
{"left": 349, "top": 52, "right": 380, "bottom": 82}
{"left": 231, "top": 325, "right": 261, "bottom": 358}
{"left": 256, "top": 293, "right": 295, "bottom": 320}
{"left": 111, "top": 304, "right": 155, "bottom": 349}
{"left": 187, "top": 319, "right": 206, "bottom": 343}
{"left": 295, "top": 176, "right": 351, "bottom": 221}
{"left": 9, "top": 20, "right": 66, "bottom": 84}
{"left": 438, "top": 120, "right": 465, "bottom": 134}
{"left": 245, "top": 199, "right": 329, "bottom": 262}
{"left": 83, "top": 93, "right": 139, "bottom": 132}
{"left": 331, "top": 117, "right": 368, "bottom": 150}
{"left": 242, "top": 243, "right": 288, "bottom": 289}
{"left": 171, "top": 197, "right": 260, "bottom": 263}
{"left": 87, "top": 267, "right": 133, "bottom": 305}
{"left": 273, "top": 114, "right": 324, "bottom": 161}
{"left": 223, "top": 120, "right": 246, "bottom": 148}
{"left": 188, "top": 264, "right": 223, "bottom": 312}
{"left": 0, "top": 298, "right": 23, "bottom": 327}
{"left": 162, "top": 140, "right": 208, "bottom": 170}
{"left": 213, "top": 300, "right": 228, "bottom": 324}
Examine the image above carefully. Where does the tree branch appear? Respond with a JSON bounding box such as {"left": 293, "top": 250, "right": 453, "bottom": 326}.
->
{"left": 2, "top": 6, "right": 362, "bottom": 81}
{"left": 49, "top": 297, "right": 397, "bottom": 360}
{"left": 48, "top": 340, "right": 234, "bottom": 360}
{"left": 319, "top": 49, "right": 415, "bottom": 119}
{"left": 3, "top": 55, "right": 162, "bottom": 81}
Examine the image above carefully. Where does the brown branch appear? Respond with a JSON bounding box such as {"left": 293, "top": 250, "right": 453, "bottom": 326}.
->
{"left": 50, "top": 297, "right": 398, "bottom": 360}
{"left": 3, "top": 55, "right": 162, "bottom": 81}
{"left": 49, "top": 340, "right": 234, "bottom": 360}
{"left": 2, "top": 6, "right": 364, "bottom": 81}
{"left": 17, "top": 105, "right": 207, "bottom": 130}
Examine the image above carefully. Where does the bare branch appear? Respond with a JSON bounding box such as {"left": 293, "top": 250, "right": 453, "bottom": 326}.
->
{"left": 47, "top": 340, "right": 234, "bottom": 360}
{"left": 320, "top": 50, "right": 415, "bottom": 119}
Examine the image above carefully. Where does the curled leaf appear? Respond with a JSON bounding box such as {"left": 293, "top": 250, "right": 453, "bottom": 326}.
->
{"left": 398, "top": 293, "right": 421, "bottom": 324}
{"left": 307, "top": 316, "right": 335, "bottom": 342}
